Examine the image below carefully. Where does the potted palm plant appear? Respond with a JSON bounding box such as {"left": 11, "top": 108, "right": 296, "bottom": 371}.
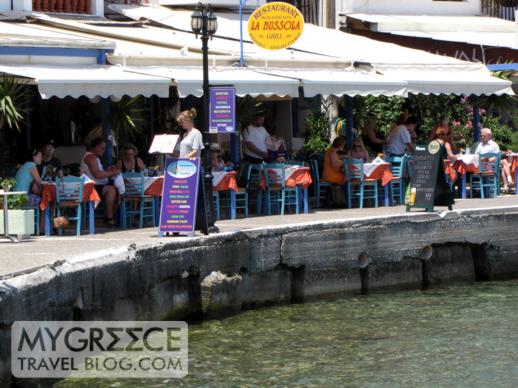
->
{"left": 0, "top": 78, "right": 35, "bottom": 236}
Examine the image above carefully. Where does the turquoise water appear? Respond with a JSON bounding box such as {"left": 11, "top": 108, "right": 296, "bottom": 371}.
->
{"left": 59, "top": 280, "right": 518, "bottom": 387}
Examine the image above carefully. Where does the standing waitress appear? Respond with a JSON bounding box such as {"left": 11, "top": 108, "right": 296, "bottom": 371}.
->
{"left": 176, "top": 108, "right": 205, "bottom": 158}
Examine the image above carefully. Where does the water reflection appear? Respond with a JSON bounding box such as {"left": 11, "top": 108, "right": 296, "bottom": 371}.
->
{"left": 59, "top": 280, "right": 518, "bottom": 387}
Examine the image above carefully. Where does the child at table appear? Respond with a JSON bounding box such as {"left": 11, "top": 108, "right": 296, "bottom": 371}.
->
{"left": 348, "top": 139, "right": 369, "bottom": 162}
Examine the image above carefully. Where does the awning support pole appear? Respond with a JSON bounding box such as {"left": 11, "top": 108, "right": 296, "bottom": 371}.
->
{"left": 345, "top": 95, "right": 355, "bottom": 150}
{"left": 101, "top": 98, "right": 113, "bottom": 165}
{"left": 473, "top": 105, "right": 481, "bottom": 142}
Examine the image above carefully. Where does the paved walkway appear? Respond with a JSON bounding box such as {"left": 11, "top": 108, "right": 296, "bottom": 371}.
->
{"left": 1, "top": 196, "right": 517, "bottom": 279}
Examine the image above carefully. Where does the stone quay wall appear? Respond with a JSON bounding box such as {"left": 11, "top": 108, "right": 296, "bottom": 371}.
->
{"left": 1, "top": 207, "right": 518, "bottom": 385}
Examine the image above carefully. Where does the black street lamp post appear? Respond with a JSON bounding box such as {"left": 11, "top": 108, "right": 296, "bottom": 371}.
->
{"left": 191, "top": 3, "right": 218, "bottom": 231}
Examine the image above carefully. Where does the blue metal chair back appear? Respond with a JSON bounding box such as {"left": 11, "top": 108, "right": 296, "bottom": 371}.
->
{"left": 479, "top": 153, "right": 499, "bottom": 174}
{"left": 56, "top": 176, "right": 85, "bottom": 204}
{"left": 344, "top": 159, "right": 364, "bottom": 182}
{"left": 122, "top": 172, "right": 145, "bottom": 197}
{"left": 264, "top": 163, "right": 286, "bottom": 189}
{"left": 385, "top": 156, "right": 405, "bottom": 178}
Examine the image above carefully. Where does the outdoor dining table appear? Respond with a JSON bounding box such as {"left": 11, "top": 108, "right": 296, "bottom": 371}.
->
{"left": 1, "top": 190, "right": 27, "bottom": 242}
{"left": 128, "top": 172, "right": 240, "bottom": 219}
{"left": 262, "top": 165, "right": 312, "bottom": 214}
{"left": 40, "top": 179, "right": 100, "bottom": 236}
{"left": 450, "top": 154, "right": 480, "bottom": 199}
{"left": 348, "top": 161, "right": 393, "bottom": 207}
{"left": 508, "top": 153, "right": 518, "bottom": 194}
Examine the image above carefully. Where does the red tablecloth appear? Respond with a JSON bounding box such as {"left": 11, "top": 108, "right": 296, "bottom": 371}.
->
{"left": 451, "top": 159, "right": 479, "bottom": 177}
{"left": 261, "top": 166, "right": 313, "bottom": 190}
{"left": 40, "top": 182, "right": 100, "bottom": 211}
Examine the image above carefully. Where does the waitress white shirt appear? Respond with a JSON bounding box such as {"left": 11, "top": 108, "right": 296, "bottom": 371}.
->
{"left": 179, "top": 128, "right": 204, "bottom": 158}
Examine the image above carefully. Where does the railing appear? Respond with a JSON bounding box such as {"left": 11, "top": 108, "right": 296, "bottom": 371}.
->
{"left": 481, "top": 0, "right": 518, "bottom": 21}
{"left": 32, "top": 0, "right": 92, "bottom": 14}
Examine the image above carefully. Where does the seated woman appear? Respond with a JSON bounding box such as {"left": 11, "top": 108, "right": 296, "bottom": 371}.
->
{"left": 348, "top": 139, "right": 369, "bottom": 162}
{"left": 361, "top": 115, "right": 384, "bottom": 155}
{"left": 433, "top": 127, "right": 458, "bottom": 160}
{"left": 211, "top": 143, "right": 233, "bottom": 172}
{"left": 116, "top": 143, "right": 145, "bottom": 173}
{"left": 14, "top": 149, "right": 43, "bottom": 205}
{"left": 80, "top": 137, "right": 121, "bottom": 228}
{"left": 322, "top": 137, "right": 346, "bottom": 185}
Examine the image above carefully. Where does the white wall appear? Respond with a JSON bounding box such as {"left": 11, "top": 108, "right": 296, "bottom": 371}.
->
{"left": 339, "top": 0, "right": 480, "bottom": 16}
{"left": 0, "top": 0, "right": 10, "bottom": 12}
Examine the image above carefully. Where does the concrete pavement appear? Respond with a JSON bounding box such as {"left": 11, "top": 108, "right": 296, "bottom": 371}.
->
{"left": 1, "top": 196, "right": 517, "bottom": 279}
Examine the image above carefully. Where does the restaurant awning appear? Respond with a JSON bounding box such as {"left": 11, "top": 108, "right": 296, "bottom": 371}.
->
{"left": 109, "top": 5, "right": 514, "bottom": 96}
{"left": 0, "top": 64, "right": 171, "bottom": 99}
{"left": 125, "top": 66, "right": 300, "bottom": 97}
{"left": 125, "top": 66, "right": 408, "bottom": 97}
{"left": 259, "top": 68, "right": 407, "bottom": 97}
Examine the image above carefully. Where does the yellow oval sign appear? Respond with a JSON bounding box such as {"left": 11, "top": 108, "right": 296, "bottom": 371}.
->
{"left": 248, "top": 2, "right": 304, "bottom": 51}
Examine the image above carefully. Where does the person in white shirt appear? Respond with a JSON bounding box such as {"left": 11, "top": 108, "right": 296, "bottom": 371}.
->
{"left": 475, "top": 127, "right": 513, "bottom": 192}
{"left": 177, "top": 108, "right": 204, "bottom": 158}
{"left": 385, "top": 116, "right": 416, "bottom": 157}
{"left": 243, "top": 116, "right": 269, "bottom": 164}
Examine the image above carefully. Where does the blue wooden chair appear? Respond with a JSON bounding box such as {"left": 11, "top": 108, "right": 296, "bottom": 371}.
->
{"left": 470, "top": 153, "right": 500, "bottom": 199}
{"left": 264, "top": 163, "right": 299, "bottom": 215}
{"left": 56, "top": 176, "right": 85, "bottom": 236}
{"left": 385, "top": 156, "right": 406, "bottom": 205}
{"left": 310, "top": 159, "right": 332, "bottom": 208}
{"left": 212, "top": 191, "right": 221, "bottom": 220}
{"left": 246, "top": 163, "right": 263, "bottom": 215}
{"left": 344, "top": 159, "right": 378, "bottom": 209}
{"left": 121, "top": 172, "right": 156, "bottom": 228}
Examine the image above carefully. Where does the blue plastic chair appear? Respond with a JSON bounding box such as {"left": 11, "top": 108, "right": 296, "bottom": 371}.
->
{"left": 310, "top": 159, "right": 332, "bottom": 208}
{"left": 470, "top": 153, "right": 500, "bottom": 199}
{"left": 121, "top": 172, "right": 156, "bottom": 228}
{"left": 264, "top": 163, "right": 299, "bottom": 215}
{"left": 56, "top": 176, "right": 85, "bottom": 236}
{"left": 344, "top": 159, "right": 379, "bottom": 209}
{"left": 385, "top": 156, "right": 406, "bottom": 205}
{"left": 246, "top": 163, "right": 263, "bottom": 215}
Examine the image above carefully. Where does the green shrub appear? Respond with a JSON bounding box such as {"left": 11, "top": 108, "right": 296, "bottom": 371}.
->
{"left": 303, "top": 111, "right": 329, "bottom": 153}
{"left": 0, "top": 177, "right": 27, "bottom": 208}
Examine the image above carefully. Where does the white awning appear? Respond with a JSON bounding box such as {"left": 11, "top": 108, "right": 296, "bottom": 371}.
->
{"left": 0, "top": 64, "right": 171, "bottom": 99}
{"left": 125, "top": 66, "right": 300, "bottom": 97}
{"left": 260, "top": 68, "right": 407, "bottom": 97}
{"left": 377, "top": 66, "right": 513, "bottom": 95}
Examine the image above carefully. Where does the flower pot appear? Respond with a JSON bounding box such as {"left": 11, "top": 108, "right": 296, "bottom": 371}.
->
{"left": 0, "top": 209, "right": 35, "bottom": 236}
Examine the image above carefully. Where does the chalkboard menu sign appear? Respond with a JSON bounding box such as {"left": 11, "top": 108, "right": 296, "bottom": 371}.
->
{"left": 406, "top": 140, "right": 454, "bottom": 212}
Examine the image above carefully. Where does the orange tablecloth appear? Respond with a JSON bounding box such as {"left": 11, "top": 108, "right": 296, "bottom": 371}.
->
{"left": 141, "top": 173, "right": 239, "bottom": 196}
{"left": 346, "top": 163, "right": 394, "bottom": 186}
{"left": 365, "top": 163, "right": 393, "bottom": 186}
{"left": 40, "top": 182, "right": 100, "bottom": 211}
{"left": 443, "top": 160, "right": 458, "bottom": 182}
{"left": 510, "top": 155, "right": 518, "bottom": 175}
{"left": 212, "top": 171, "right": 239, "bottom": 192}
{"left": 261, "top": 166, "right": 313, "bottom": 190}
